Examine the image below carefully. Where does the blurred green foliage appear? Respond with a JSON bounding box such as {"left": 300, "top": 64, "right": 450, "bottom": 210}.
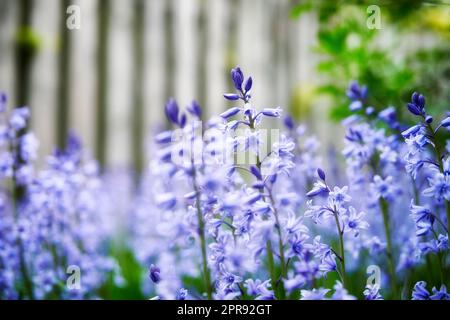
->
{"left": 290, "top": 0, "right": 450, "bottom": 122}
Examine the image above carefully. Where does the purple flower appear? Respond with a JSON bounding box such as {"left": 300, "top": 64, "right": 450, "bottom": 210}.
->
{"left": 149, "top": 264, "right": 161, "bottom": 283}
{"left": 300, "top": 288, "right": 330, "bottom": 300}
{"left": 412, "top": 281, "right": 430, "bottom": 300}
{"left": 440, "top": 116, "right": 450, "bottom": 128}
{"left": 223, "top": 93, "right": 240, "bottom": 101}
{"left": 244, "top": 77, "right": 253, "bottom": 93}
{"left": 231, "top": 67, "right": 244, "bottom": 91}
{"left": 423, "top": 173, "right": 450, "bottom": 201}
{"left": 329, "top": 186, "right": 351, "bottom": 205}
{"left": 283, "top": 115, "right": 295, "bottom": 130}
{"left": 176, "top": 288, "right": 188, "bottom": 300}
{"left": 346, "top": 81, "right": 367, "bottom": 101}
{"left": 343, "top": 207, "right": 369, "bottom": 237}
{"left": 364, "top": 285, "right": 383, "bottom": 300}
{"left": 220, "top": 107, "right": 241, "bottom": 119}
{"left": 261, "top": 107, "right": 282, "bottom": 118}
{"left": 9, "top": 107, "right": 30, "bottom": 131}
{"left": 430, "top": 285, "right": 450, "bottom": 300}
{"left": 165, "top": 98, "right": 179, "bottom": 125}
{"left": 410, "top": 202, "right": 434, "bottom": 237}
{"left": 186, "top": 100, "right": 202, "bottom": 118}
{"left": 318, "top": 250, "right": 337, "bottom": 275}
{"left": 306, "top": 180, "right": 328, "bottom": 197}
{"left": 407, "top": 92, "right": 426, "bottom": 116}
{"left": 317, "top": 168, "right": 326, "bottom": 181}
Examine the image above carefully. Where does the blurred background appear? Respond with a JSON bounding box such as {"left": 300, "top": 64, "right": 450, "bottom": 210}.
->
{"left": 0, "top": 0, "right": 448, "bottom": 174}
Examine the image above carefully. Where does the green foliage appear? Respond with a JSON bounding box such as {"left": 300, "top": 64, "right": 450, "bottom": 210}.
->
{"left": 98, "top": 243, "right": 146, "bottom": 300}
{"left": 290, "top": 0, "right": 450, "bottom": 122}
{"left": 15, "top": 26, "right": 41, "bottom": 55}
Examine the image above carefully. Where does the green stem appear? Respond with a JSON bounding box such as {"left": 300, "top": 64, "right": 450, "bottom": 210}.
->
{"left": 192, "top": 170, "right": 212, "bottom": 300}
{"left": 12, "top": 179, "right": 34, "bottom": 299}
{"left": 268, "top": 191, "right": 287, "bottom": 278}
{"left": 432, "top": 229, "right": 446, "bottom": 284}
{"left": 332, "top": 207, "right": 346, "bottom": 286}
{"left": 265, "top": 241, "right": 279, "bottom": 299}
{"left": 249, "top": 118, "right": 284, "bottom": 299}
{"left": 379, "top": 198, "right": 398, "bottom": 298}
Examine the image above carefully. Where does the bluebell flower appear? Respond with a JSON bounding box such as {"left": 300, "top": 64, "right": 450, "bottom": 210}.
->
{"left": 155, "top": 192, "right": 177, "bottom": 210}
{"left": 318, "top": 250, "right": 337, "bottom": 276}
{"left": 418, "top": 238, "right": 440, "bottom": 255}
{"left": 0, "top": 152, "right": 14, "bottom": 178}
{"left": 412, "top": 281, "right": 430, "bottom": 300}
{"left": 304, "top": 200, "right": 329, "bottom": 223}
{"left": 176, "top": 288, "right": 188, "bottom": 300}
{"left": 349, "top": 100, "right": 363, "bottom": 112}
{"left": 329, "top": 186, "right": 351, "bottom": 205}
{"left": 244, "top": 279, "right": 274, "bottom": 300}
{"left": 332, "top": 281, "right": 356, "bottom": 300}
{"left": 440, "top": 116, "right": 450, "bottom": 129}
{"left": 19, "top": 133, "right": 39, "bottom": 163}
{"left": 260, "top": 107, "right": 282, "bottom": 118}
{"left": 410, "top": 202, "right": 434, "bottom": 236}
{"left": 407, "top": 92, "right": 426, "bottom": 116}
{"left": 378, "top": 107, "right": 399, "bottom": 129}
{"left": 300, "top": 288, "right": 330, "bottom": 300}
{"left": 317, "top": 168, "right": 326, "bottom": 181}
{"left": 155, "top": 131, "right": 173, "bottom": 144}
{"left": 364, "top": 285, "right": 383, "bottom": 300}
{"left": 437, "top": 234, "right": 448, "bottom": 251}
{"left": 165, "top": 98, "right": 179, "bottom": 125}
{"left": 401, "top": 124, "right": 422, "bottom": 138}
{"left": 223, "top": 93, "right": 240, "bottom": 101}
{"left": 149, "top": 264, "right": 161, "bottom": 283}
{"left": 244, "top": 77, "right": 253, "bottom": 93}
{"left": 306, "top": 180, "right": 328, "bottom": 197}
{"left": 283, "top": 115, "right": 295, "bottom": 130}
{"left": 412, "top": 281, "right": 450, "bottom": 300}
{"left": 220, "top": 107, "right": 241, "bottom": 119}
{"left": 0, "top": 92, "right": 7, "bottom": 113}
{"left": 186, "top": 100, "right": 202, "bottom": 118}
{"left": 343, "top": 207, "right": 369, "bottom": 237}
{"left": 423, "top": 172, "right": 450, "bottom": 201}
{"left": 346, "top": 81, "right": 367, "bottom": 101}
{"left": 284, "top": 212, "right": 308, "bottom": 235}
{"left": 287, "top": 233, "right": 310, "bottom": 258}
{"left": 430, "top": 285, "right": 450, "bottom": 300}
{"left": 231, "top": 67, "right": 244, "bottom": 91}
{"left": 371, "top": 175, "right": 398, "bottom": 201}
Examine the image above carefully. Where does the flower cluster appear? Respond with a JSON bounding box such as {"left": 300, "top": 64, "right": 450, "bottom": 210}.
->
{"left": 131, "top": 70, "right": 449, "bottom": 300}
{"left": 0, "top": 95, "right": 119, "bottom": 299}
{"left": 1, "top": 67, "right": 449, "bottom": 300}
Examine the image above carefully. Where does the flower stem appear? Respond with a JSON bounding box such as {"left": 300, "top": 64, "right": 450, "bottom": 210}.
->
{"left": 379, "top": 198, "right": 398, "bottom": 298}
{"left": 267, "top": 190, "right": 287, "bottom": 279}
{"left": 192, "top": 170, "right": 212, "bottom": 300}
{"left": 332, "top": 207, "right": 346, "bottom": 286}
{"left": 265, "top": 241, "right": 280, "bottom": 299}
{"left": 12, "top": 179, "right": 34, "bottom": 300}
{"left": 250, "top": 118, "right": 284, "bottom": 299}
